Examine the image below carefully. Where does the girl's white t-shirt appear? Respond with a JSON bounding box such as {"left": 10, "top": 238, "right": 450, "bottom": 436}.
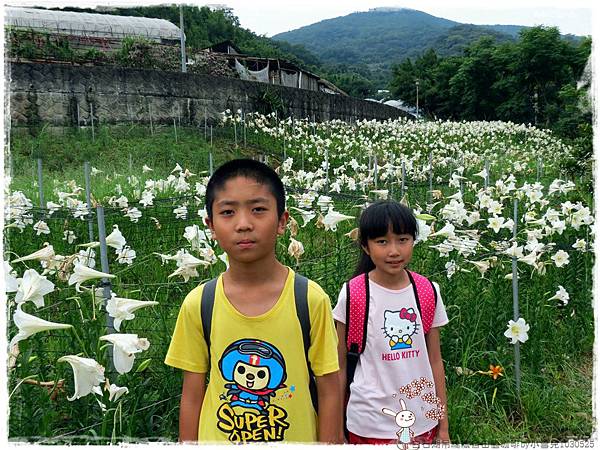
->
{"left": 332, "top": 277, "right": 449, "bottom": 438}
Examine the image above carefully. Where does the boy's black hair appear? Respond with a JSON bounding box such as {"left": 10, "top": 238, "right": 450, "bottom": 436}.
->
{"left": 354, "top": 201, "right": 418, "bottom": 276}
{"left": 205, "top": 159, "right": 286, "bottom": 219}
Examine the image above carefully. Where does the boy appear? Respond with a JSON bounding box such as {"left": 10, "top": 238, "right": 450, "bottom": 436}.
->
{"left": 165, "top": 159, "right": 342, "bottom": 443}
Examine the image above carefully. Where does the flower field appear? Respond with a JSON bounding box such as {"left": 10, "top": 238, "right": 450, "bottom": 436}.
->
{"left": 4, "top": 113, "right": 594, "bottom": 443}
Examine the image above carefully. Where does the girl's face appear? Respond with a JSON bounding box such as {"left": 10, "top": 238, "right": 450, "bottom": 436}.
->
{"left": 363, "top": 227, "right": 414, "bottom": 277}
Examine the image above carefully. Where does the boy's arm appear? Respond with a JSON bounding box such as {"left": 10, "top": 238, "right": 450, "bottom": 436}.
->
{"left": 316, "top": 370, "right": 343, "bottom": 444}
{"left": 179, "top": 371, "right": 206, "bottom": 443}
{"left": 425, "top": 327, "right": 450, "bottom": 443}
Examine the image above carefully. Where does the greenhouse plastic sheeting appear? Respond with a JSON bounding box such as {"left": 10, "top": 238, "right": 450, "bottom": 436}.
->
{"left": 5, "top": 6, "right": 182, "bottom": 41}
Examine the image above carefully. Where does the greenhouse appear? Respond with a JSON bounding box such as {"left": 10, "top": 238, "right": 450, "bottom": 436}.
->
{"left": 5, "top": 6, "right": 182, "bottom": 44}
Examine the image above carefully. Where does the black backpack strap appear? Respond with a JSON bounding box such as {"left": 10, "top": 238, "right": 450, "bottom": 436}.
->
{"left": 201, "top": 277, "right": 218, "bottom": 364}
{"left": 294, "top": 273, "right": 318, "bottom": 413}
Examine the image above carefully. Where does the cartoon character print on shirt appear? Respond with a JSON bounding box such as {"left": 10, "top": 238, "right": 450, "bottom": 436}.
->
{"left": 216, "top": 339, "right": 291, "bottom": 442}
{"left": 383, "top": 309, "right": 419, "bottom": 350}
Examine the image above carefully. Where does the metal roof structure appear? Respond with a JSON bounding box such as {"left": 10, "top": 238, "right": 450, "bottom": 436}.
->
{"left": 5, "top": 6, "right": 182, "bottom": 42}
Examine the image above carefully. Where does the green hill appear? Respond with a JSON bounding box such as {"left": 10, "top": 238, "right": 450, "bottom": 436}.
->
{"left": 272, "top": 9, "right": 523, "bottom": 67}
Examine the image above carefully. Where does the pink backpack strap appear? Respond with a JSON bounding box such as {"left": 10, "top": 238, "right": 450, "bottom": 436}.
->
{"left": 406, "top": 271, "right": 438, "bottom": 334}
{"left": 345, "top": 272, "right": 370, "bottom": 355}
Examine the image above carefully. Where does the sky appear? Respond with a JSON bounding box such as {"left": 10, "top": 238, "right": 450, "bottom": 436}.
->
{"left": 6, "top": 0, "right": 596, "bottom": 37}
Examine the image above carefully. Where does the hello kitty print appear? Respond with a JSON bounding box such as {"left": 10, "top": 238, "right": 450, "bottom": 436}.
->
{"left": 383, "top": 308, "right": 420, "bottom": 350}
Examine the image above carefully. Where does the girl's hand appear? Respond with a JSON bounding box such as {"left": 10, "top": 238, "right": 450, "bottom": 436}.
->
{"left": 436, "top": 428, "right": 450, "bottom": 444}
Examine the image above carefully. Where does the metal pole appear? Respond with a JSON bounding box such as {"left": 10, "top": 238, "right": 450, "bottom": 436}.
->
{"left": 485, "top": 159, "right": 490, "bottom": 189}
{"left": 148, "top": 101, "right": 154, "bottom": 135}
{"left": 204, "top": 107, "right": 207, "bottom": 139}
{"left": 84, "top": 162, "right": 94, "bottom": 242}
{"left": 234, "top": 118, "right": 237, "bottom": 148}
{"left": 128, "top": 153, "right": 132, "bottom": 173}
{"left": 416, "top": 80, "right": 420, "bottom": 118}
{"left": 76, "top": 103, "right": 81, "bottom": 129}
{"left": 209, "top": 151, "right": 214, "bottom": 176}
{"left": 210, "top": 125, "right": 213, "bottom": 147}
{"left": 37, "top": 158, "right": 44, "bottom": 209}
{"left": 324, "top": 147, "right": 329, "bottom": 190}
{"left": 242, "top": 109, "right": 247, "bottom": 148}
{"left": 401, "top": 161, "right": 406, "bottom": 196}
{"left": 90, "top": 103, "right": 95, "bottom": 142}
{"left": 373, "top": 155, "right": 378, "bottom": 189}
{"left": 512, "top": 198, "right": 521, "bottom": 395}
{"left": 428, "top": 151, "right": 433, "bottom": 205}
{"left": 173, "top": 118, "right": 178, "bottom": 143}
{"left": 179, "top": 4, "right": 187, "bottom": 73}
{"left": 97, "top": 206, "right": 115, "bottom": 371}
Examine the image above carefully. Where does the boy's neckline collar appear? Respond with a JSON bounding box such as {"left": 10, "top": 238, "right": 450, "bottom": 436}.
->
{"left": 218, "top": 267, "right": 294, "bottom": 321}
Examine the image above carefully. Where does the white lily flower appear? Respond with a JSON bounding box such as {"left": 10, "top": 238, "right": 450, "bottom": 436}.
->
{"left": 322, "top": 209, "right": 354, "bottom": 231}
{"left": 504, "top": 317, "right": 530, "bottom": 344}
{"left": 184, "top": 224, "right": 211, "bottom": 251}
{"left": 79, "top": 225, "right": 126, "bottom": 251}
{"left": 288, "top": 238, "right": 305, "bottom": 262}
{"left": 139, "top": 190, "right": 155, "bottom": 207}
{"left": 173, "top": 205, "right": 188, "bottom": 220}
{"left": 125, "top": 207, "right": 142, "bottom": 223}
{"left": 503, "top": 242, "right": 524, "bottom": 259}
{"left": 10, "top": 304, "right": 72, "bottom": 350}
{"left": 62, "top": 230, "right": 77, "bottom": 244}
{"left": 15, "top": 269, "right": 55, "bottom": 308}
{"left": 90, "top": 167, "right": 103, "bottom": 176}
{"left": 518, "top": 252, "right": 539, "bottom": 267}
{"left": 107, "top": 383, "right": 129, "bottom": 402}
{"left": 370, "top": 189, "right": 389, "bottom": 200}
{"left": 106, "top": 295, "right": 159, "bottom": 331}
{"left": 316, "top": 195, "right": 333, "bottom": 212}
{"left": 218, "top": 252, "right": 229, "bottom": 269}
{"left": 4, "top": 261, "right": 20, "bottom": 293}
{"left": 142, "top": 164, "right": 153, "bottom": 173}
{"left": 99, "top": 334, "right": 150, "bottom": 374}
{"left": 474, "top": 168, "right": 488, "bottom": 179}
{"left": 171, "top": 163, "right": 183, "bottom": 174}
{"left": 415, "top": 219, "right": 431, "bottom": 243}
{"left": 551, "top": 250, "right": 570, "bottom": 268}
{"left": 12, "top": 243, "right": 55, "bottom": 264}
{"left": 68, "top": 264, "right": 115, "bottom": 292}
{"left": 58, "top": 355, "right": 106, "bottom": 401}
{"left": 467, "top": 259, "right": 491, "bottom": 276}
{"left": 548, "top": 286, "right": 570, "bottom": 305}
{"left": 487, "top": 216, "right": 506, "bottom": 233}
{"left": 429, "top": 222, "right": 456, "bottom": 239}
{"left": 33, "top": 220, "right": 51, "bottom": 235}
{"left": 572, "top": 239, "right": 587, "bottom": 252}
{"left": 116, "top": 246, "right": 136, "bottom": 265}
{"left": 290, "top": 207, "right": 316, "bottom": 227}
{"left": 106, "top": 225, "right": 126, "bottom": 250}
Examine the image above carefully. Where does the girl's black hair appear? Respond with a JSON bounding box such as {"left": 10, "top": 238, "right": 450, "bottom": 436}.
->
{"left": 353, "top": 200, "right": 418, "bottom": 276}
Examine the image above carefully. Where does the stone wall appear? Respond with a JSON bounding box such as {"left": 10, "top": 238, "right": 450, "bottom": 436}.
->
{"left": 7, "top": 62, "right": 409, "bottom": 130}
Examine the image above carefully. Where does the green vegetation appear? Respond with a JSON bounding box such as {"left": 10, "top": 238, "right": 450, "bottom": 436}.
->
{"left": 389, "top": 27, "right": 591, "bottom": 163}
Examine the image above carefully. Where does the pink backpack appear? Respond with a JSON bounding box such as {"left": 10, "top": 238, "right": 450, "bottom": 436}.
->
{"left": 345, "top": 270, "right": 438, "bottom": 384}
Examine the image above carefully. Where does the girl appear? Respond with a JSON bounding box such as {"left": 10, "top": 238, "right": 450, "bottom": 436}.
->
{"left": 333, "top": 200, "right": 450, "bottom": 444}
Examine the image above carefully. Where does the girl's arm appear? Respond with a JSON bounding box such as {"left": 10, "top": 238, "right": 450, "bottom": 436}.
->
{"left": 335, "top": 321, "right": 347, "bottom": 413}
{"left": 179, "top": 370, "right": 206, "bottom": 442}
{"left": 425, "top": 327, "right": 450, "bottom": 443}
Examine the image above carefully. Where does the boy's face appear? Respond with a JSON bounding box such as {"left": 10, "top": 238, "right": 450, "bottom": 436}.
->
{"left": 206, "top": 176, "right": 288, "bottom": 265}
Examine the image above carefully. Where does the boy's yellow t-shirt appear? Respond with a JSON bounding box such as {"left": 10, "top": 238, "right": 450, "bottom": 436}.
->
{"left": 164, "top": 268, "right": 339, "bottom": 443}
